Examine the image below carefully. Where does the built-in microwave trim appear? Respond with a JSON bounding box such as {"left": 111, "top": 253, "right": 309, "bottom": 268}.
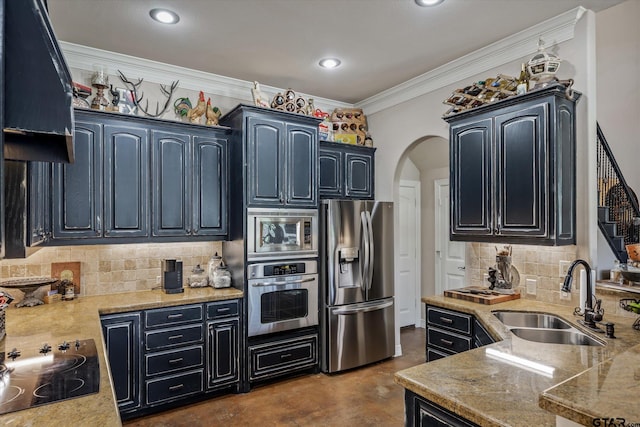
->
{"left": 247, "top": 208, "right": 318, "bottom": 261}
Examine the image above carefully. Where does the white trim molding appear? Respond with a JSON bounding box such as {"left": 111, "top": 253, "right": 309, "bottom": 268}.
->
{"left": 59, "top": 41, "right": 353, "bottom": 112}
{"left": 356, "top": 7, "right": 586, "bottom": 114}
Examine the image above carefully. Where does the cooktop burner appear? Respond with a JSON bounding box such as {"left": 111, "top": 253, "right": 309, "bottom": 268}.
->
{"left": 0, "top": 338, "right": 99, "bottom": 415}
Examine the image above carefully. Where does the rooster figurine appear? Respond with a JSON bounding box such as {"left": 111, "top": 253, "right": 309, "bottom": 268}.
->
{"left": 173, "top": 90, "right": 206, "bottom": 124}
{"left": 205, "top": 98, "right": 221, "bottom": 126}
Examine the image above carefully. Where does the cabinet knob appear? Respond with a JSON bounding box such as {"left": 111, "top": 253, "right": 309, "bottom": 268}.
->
{"left": 186, "top": 228, "right": 192, "bottom": 235}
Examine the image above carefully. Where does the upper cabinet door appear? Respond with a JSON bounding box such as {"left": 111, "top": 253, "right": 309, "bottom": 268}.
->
{"left": 151, "top": 130, "right": 191, "bottom": 236}
{"left": 495, "top": 103, "right": 548, "bottom": 238}
{"left": 103, "top": 124, "right": 150, "bottom": 238}
{"left": 344, "top": 151, "right": 374, "bottom": 200}
{"left": 193, "top": 134, "right": 227, "bottom": 236}
{"left": 319, "top": 148, "right": 343, "bottom": 198}
{"left": 247, "top": 116, "right": 284, "bottom": 206}
{"left": 450, "top": 118, "right": 492, "bottom": 238}
{"left": 285, "top": 123, "right": 317, "bottom": 207}
{"left": 52, "top": 120, "right": 103, "bottom": 239}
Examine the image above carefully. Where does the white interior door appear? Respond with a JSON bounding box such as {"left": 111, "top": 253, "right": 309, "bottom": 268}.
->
{"left": 435, "top": 179, "right": 466, "bottom": 294}
{"left": 398, "top": 180, "right": 420, "bottom": 327}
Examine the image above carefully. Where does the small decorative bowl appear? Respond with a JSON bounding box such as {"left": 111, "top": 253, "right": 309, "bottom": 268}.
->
{"left": 626, "top": 244, "right": 640, "bottom": 262}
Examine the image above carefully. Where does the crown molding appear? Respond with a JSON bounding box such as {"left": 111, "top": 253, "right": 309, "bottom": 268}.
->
{"left": 355, "top": 6, "right": 586, "bottom": 114}
{"left": 59, "top": 41, "right": 353, "bottom": 111}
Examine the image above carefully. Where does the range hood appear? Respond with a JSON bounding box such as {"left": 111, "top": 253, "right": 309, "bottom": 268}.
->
{"left": 3, "top": 0, "right": 74, "bottom": 163}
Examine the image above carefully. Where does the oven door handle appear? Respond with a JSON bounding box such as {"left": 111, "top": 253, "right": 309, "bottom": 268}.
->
{"left": 251, "top": 277, "right": 315, "bottom": 287}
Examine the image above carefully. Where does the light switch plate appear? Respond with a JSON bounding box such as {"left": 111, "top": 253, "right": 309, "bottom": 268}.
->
{"left": 559, "top": 260, "right": 571, "bottom": 277}
{"left": 526, "top": 278, "right": 537, "bottom": 295}
{"left": 559, "top": 282, "right": 571, "bottom": 300}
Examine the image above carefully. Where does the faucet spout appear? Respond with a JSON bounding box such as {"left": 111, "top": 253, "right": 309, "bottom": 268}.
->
{"left": 562, "top": 259, "right": 593, "bottom": 310}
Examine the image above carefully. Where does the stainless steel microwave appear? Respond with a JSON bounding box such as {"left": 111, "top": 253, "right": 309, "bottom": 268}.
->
{"left": 247, "top": 208, "right": 318, "bottom": 261}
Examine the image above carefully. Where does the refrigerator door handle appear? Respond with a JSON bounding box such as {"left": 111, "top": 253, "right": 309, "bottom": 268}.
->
{"left": 360, "top": 211, "right": 370, "bottom": 291}
{"left": 365, "top": 210, "right": 374, "bottom": 290}
{"left": 331, "top": 299, "right": 394, "bottom": 315}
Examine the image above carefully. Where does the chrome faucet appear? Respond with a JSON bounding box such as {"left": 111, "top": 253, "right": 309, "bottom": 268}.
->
{"left": 561, "top": 259, "right": 604, "bottom": 331}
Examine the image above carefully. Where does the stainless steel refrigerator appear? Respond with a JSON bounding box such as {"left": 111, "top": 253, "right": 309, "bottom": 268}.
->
{"left": 320, "top": 200, "right": 395, "bottom": 373}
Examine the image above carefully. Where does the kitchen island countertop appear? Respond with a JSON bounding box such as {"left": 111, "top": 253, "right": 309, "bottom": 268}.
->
{"left": 395, "top": 296, "right": 640, "bottom": 426}
{"left": 0, "top": 286, "right": 243, "bottom": 427}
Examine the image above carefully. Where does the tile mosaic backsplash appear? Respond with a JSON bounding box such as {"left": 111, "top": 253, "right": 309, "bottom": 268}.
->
{"left": 0, "top": 242, "right": 222, "bottom": 296}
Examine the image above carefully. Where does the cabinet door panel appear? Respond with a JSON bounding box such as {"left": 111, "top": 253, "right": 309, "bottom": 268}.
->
{"left": 207, "top": 319, "right": 239, "bottom": 389}
{"left": 495, "top": 104, "right": 547, "bottom": 237}
{"left": 319, "top": 148, "right": 342, "bottom": 197}
{"left": 101, "top": 313, "right": 141, "bottom": 413}
{"left": 286, "top": 124, "right": 317, "bottom": 206}
{"left": 345, "top": 152, "right": 374, "bottom": 199}
{"left": 247, "top": 117, "right": 283, "bottom": 206}
{"left": 152, "top": 131, "right": 190, "bottom": 236}
{"left": 193, "top": 135, "right": 227, "bottom": 235}
{"left": 52, "top": 121, "right": 102, "bottom": 239}
{"left": 104, "top": 125, "right": 149, "bottom": 238}
{"left": 450, "top": 119, "right": 492, "bottom": 237}
{"left": 28, "top": 161, "right": 51, "bottom": 246}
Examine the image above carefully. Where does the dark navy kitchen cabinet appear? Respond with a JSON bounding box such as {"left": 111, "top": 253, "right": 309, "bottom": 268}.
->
{"left": 151, "top": 129, "right": 228, "bottom": 237}
{"left": 28, "top": 161, "right": 51, "bottom": 246}
{"left": 101, "top": 312, "right": 142, "bottom": 416}
{"left": 104, "top": 124, "right": 149, "bottom": 238}
{"left": 446, "top": 84, "right": 579, "bottom": 245}
{"left": 206, "top": 300, "right": 240, "bottom": 389}
{"left": 52, "top": 119, "right": 103, "bottom": 239}
{"left": 319, "top": 141, "right": 375, "bottom": 199}
{"left": 221, "top": 105, "right": 321, "bottom": 209}
{"left": 151, "top": 130, "right": 190, "bottom": 237}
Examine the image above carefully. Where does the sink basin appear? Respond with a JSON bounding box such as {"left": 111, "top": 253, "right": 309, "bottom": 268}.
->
{"left": 493, "top": 311, "right": 572, "bottom": 330}
{"left": 509, "top": 328, "right": 604, "bottom": 347}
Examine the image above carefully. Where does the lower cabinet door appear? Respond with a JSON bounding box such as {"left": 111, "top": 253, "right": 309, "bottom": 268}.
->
{"left": 146, "top": 370, "right": 204, "bottom": 405}
{"left": 206, "top": 319, "right": 239, "bottom": 389}
{"left": 406, "top": 390, "right": 479, "bottom": 427}
{"left": 101, "top": 313, "right": 142, "bottom": 414}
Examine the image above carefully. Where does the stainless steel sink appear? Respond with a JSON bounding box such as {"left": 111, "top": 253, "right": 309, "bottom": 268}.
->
{"left": 493, "top": 311, "right": 572, "bottom": 330}
{"left": 492, "top": 310, "right": 605, "bottom": 347}
{"left": 509, "top": 328, "right": 603, "bottom": 347}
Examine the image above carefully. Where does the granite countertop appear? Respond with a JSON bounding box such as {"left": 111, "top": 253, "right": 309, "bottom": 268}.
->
{"left": 0, "top": 286, "right": 244, "bottom": 427}
{"left": 394, "top": 296, "right": 640, "bottom": 427}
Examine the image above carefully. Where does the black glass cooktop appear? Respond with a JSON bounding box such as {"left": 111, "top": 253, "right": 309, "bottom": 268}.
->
{"left": 0, "top": 338, "right": 100, "bottom": 415}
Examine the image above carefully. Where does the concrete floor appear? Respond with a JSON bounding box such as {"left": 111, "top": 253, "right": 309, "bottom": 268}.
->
{"left": 125, "top": 327, "right": 426, "bottom": 427}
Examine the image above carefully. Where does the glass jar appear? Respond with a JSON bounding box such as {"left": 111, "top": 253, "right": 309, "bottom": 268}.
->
{"left": 188, "top": 264, "right": 209, "bottom": 288}
{"left": 208, "top": 253, "right": 222, "bottom": 286}
{"left": 213, "top": 261, "right": 232, "bottom": 289}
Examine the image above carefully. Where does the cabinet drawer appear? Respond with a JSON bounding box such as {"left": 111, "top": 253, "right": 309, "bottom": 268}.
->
{"left": 145, "top": 345, "right": 204, "bottom": 376}
{"left": 145, "top": 369, "right": 204, "bottom": 405}
{"left": 145, "top": 304, "right": 203, "bottom": 328}
{"left": 206, "top": 300, "right": 239, "bottom": 319}
{"left": 145, "top": 324, "right": 204, "bottom": 350}
{"left": 427, "top": 347, "right": 451, "bottom": 362}
{"left": 249, "top": 334, "right": 317, "bottom": 381}
{"left": 427, "top": 327, "right": 472, "bottom": 354}
{"left": 427, "top": 307, "right": 472, "bottom": 335}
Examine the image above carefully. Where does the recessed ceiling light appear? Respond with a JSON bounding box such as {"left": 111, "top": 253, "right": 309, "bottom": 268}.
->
{"left": 319, "top": 58, "right": 341, "bottom": 69}
{"left": 149, "top": 8, "right": 180, "bottom": 24}
{"left": 415, "top": 0, "right": 444, "bottom": 6}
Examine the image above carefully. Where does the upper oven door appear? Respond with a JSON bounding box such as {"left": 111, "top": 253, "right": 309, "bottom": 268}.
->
{"left": 247, "top": 208, "right": 318, "bottom": 261}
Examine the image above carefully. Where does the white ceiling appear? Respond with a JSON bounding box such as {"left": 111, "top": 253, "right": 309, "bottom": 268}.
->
{"left": 48, "top": 0, "right": 623, "bottom": 104}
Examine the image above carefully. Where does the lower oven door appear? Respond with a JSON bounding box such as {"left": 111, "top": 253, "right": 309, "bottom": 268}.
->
{"left": 248, "top": 274, "right": 318, "bottom": 337}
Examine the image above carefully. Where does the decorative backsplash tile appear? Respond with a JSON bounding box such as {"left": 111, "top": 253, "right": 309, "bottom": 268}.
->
{"left": 0, "top": 242, "right": 222, "bottom": 296}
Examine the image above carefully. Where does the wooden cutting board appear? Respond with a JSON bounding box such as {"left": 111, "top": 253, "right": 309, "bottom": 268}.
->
{"left": 444, "top": 286, "right": 521, "bottom": 305}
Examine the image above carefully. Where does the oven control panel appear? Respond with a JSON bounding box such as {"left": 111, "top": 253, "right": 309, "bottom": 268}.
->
{"left": 248, "top": 260, "right": 317, "bottom": 279}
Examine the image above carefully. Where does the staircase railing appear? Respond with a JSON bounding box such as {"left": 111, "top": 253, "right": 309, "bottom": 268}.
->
{"left": 596, "top": 122, "right": 640, "bottom": 252}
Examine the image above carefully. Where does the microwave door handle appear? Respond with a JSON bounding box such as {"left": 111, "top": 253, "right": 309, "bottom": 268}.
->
{"left": 360, "top": 211, "right": 369, "bottom": 292}
{"left": 251, "top": 277, "right": 315, "bottom": 287}
{"left": 365, "top": 210, "right": 374, "bottom": 291}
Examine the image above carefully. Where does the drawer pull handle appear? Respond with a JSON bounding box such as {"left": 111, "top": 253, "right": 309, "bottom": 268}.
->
{"left": 168, "top": 335, "right": 183, "bottom": 340}
{"left": 167, "top": 314, "right": 184, "bottom": 319}
{"left": 168, "top": 384, "right": 184, "bottom": 392}
{"left": 168, "top": 358, "right": 183, "bottom": 364}
{"left": 440, "top": 339, "right": 454, "bottom": 347}
{"left": 280, "top": 353, "right": 292, "bottom": 359}
{"left": 439, "top": 317, "right": 454, "bottom": 324}
{"left": 216, "top": 307, "right": 230, "bottom": 313}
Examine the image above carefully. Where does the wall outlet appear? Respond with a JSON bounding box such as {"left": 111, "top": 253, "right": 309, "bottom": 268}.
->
{"left": 559, "top": 260, "right": 572, "bottom": 278}
{"left": 526, "top": 278, "right": 537, "bottom": 295}
{"left": 559, "top": 282, "right": 571, "bottom": 300}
